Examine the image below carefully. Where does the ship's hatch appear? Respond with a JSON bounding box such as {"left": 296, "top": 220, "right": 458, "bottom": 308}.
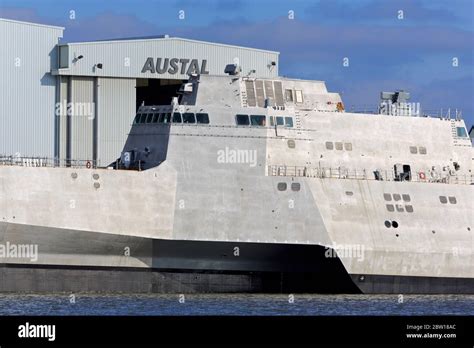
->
{"left": 136, "top": 78, "right": 185, "bottom": 111}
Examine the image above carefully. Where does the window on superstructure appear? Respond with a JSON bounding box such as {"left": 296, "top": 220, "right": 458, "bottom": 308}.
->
{"left": 250, "top": 115, "right": 266, "bottom": 126}
{"left": 439, "top": 196, "right": 447, "bottom": 204}
{"left": 146, "top": 113, "right": 154, "bottom": 123}
{"left": 196, "top": 113, "right": 210, "bottom": 124}
{"left": 284, "top": 117, "right": 293, "bottom": 127}
{"left": 163, "top": 113, "right": 171, "bottom": 123}
{"left": 409, "top": 146, "right": 418, "bottom": 154}
{"left": 172, "top": 113, "right": 182, "bottom": 123}
{"left": 325, "top": 142, "right": 334, "bottom": 150}
{"left": 133, "top": 114, "right": 141, "bottom": 124}
{"left": 335, "top": 142, "right": 343, "bottom": 150}
{"left": 183, "top": 113, "right": 196, "bottom": 123}
{"left": 285, "top": 89, "right": 293, "bottom": 102}
{"left": 344, "top": 143, "right": 352, "bottom": 151}
{"left": 419, "top": 147, "right": 427, "bottom": 155}
{"left": 138, "top": 114, "right": 147, "bottom": 123}
{"left": 276, "top": 116, "right": 284, "bottom": 126}
{"left": 448, "top": 196, "right": 457, "bottom": 204}
{"left": 456, "top": 127, "right": 468, "bottom": 138}
{"left": 269, "top": 116, "right": 275, "bottom": 126}
{"left": 152, "top": 113, "right": 159, "bottom": 123}
{"left": 295, "top": 90, "right": 303, "bottom": 103}
{"left": 236, "top": 114, "right": 250, "bottom": 126}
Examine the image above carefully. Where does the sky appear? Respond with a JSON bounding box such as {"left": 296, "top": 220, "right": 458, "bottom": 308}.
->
{"left": 1, "top": 0, "right": 473, "bottom": 128}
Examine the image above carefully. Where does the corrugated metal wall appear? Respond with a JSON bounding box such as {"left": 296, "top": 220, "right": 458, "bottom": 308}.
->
{"left": 61, "top": 38, "right": 279, "bottom": 80}
{"left": 97, "top": 77, "right": 136, "bottom": 166}
{"left": 0, "top": 19, "right": 63, "bottom": 158}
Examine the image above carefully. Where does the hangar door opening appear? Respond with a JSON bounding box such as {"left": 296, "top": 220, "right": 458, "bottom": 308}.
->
{"left": 136, "top": 78, "right": 185, "bottom": 110}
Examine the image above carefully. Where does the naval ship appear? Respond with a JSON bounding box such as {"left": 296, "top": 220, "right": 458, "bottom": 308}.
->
{"left": 0, "top": 66, "right": 473, "bottom": 294}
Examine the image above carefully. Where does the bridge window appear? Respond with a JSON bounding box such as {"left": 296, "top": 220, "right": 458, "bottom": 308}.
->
{"left": 276, "top": 116, "right": 284, "bottom": 126}
{"left": 172, "top": 113, "right": 182, "bottom": 123}
{"left": 456, "top": 127, "right": 468, "bottom": 138}
{"left": 133, "top": 114, "right": 141, "bottom": 124}
{"left": 146, "top": 113, "right": 154, "bottom": 123}
{"left": 138, "top": 114, "right": 147, "bottom": 123}
{"left": 284, "top": 117, "right": 293, "bottom": 127}
{"left": 163, "top": 113, "right": 171, "bottom": 123}
{"left": 250, "top": 115, "right": 266, "bottom": 126}
{"left": 236, "top": 114, "right": 250, "bottom": 125}
{"left": 196, "top": 113, "right": 210, "bottom": 124}
{"left": 183, "top": 113, "right": 196, "bottom": 123}
{"left": 152, "top": 113, "right": 160, "bottom": 123}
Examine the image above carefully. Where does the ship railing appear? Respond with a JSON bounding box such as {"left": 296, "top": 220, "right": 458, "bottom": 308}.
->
{"left": 268, "top": 165, "right": 474, "bottom": 185}
{"left": 0, "top": 156, "right": 101, "bottom": 169}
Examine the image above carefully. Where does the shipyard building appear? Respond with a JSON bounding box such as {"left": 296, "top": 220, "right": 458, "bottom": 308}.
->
{"left": 0, "top": 18, "right": 279, "bottom": 165}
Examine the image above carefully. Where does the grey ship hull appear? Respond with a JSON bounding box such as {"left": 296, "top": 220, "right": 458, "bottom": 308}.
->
{"left": 1, "top": 222, "right": 473, "bottom": 293}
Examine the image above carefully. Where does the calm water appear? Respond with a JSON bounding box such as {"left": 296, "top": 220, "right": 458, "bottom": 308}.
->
{"left": 0, "top": 294, "right": 473, "bottom": 316}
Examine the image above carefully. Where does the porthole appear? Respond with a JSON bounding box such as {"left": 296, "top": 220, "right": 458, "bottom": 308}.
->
{"left": 383, "top": 193, "right": 392, "bottom": 201}
{"left": 325, "top": 141, "right": 334, "bottom": 150}
{"left": 291, "top": 183, "right": 301, "bottom": 192}
{"left": 386, "top": 204, "right": 395, "bottom": 212}
{"left": 345, "top": 191, "right": 354, "bottom": 196}
{"left": 392, "top": 221, "right": 399, "bottom": 228}
{"left": 402, "top": 194, "right": 411, "bottom": 202}
{"left": 384, "top": 220, "right": 392, "bottom": 228}
{"left": 287, "top": 140, "right": 296, "bottom": 149}
{"left": 439, "top": 196, "right": 447, "bottom": 204}
{"left": 71, "top": 173, "right": 78, "bottom": 179}
{"left": 393, "top": 194, "right": 401, "bottom": 201}
{"left": 405, "top": 205, "right": 414, "bottom": 213}
{"left": 448, "top": 196, "right": 457, "bottom": 204}
{"left": 277, "top": 182, "right": 287, "bottom": 191}
{"left": 335, "top": 142, "right": 343, "bottom": 151}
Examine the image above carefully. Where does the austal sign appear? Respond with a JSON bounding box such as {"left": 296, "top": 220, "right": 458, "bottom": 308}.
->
{"left": 141, "top": 58, "right": 209, "bottom": 75}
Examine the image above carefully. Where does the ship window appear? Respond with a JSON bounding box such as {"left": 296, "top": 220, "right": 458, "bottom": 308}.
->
{"left": 276, "top": 116, "right": 284, "bottom": 126}
{"left": 409, "top": 146, "right": 418, "bottom": 154}
{"left": 250, "top": 115, "right": 266, "bottom": 126}
{"left": 405, "top": 205, "right": 414, "bottom": 213}
{"left": 139, "top": 114, "right": 147, "bottom": 123}
{"left": 287, "top": 139, "right": 296, "bottom": 148}
{"left": 269, "top": 116, "right": 275, "bottom": 126}
{"left": 383, "top": 193, "right": 392, "bottom": 201}
{"left": 155, "top": 113, "right": 162, "bottom": 123}
{"left": 448, "top": 196, "right": 457, "bottom": 204}
{"left": 236, "top": 114, "right": 250, "bottom": 126}
{"left": 402, "top": 194, "right": 411, "bottom": 202}
{"left": 396, "top": 204, "right": 404, "bottom": 212}
{"left": 295, "top": 90, "right": 303, "bottom": 103}
{"left": 325, "top": 141, "right": 334, "bottom": 150}
{"left": 284, "top": 117, "right": 293, "bottom": 127}
{"left": 172, "top": 113, "right": 182, "bottom": 123}
{"left": 183, "top": 113, "right": 196, "bottom": 123}
{"left": 133, "top": 114, "right": 141, "bottom": 124}
{"left": 393, "top": 194, "right": 401, "bottom": 201}
{"left": 291, "top": 183, "right": 301, "bottom": 191}
{"left": 196, "top": 113, "right": 210, "bottom": 124}
{"left": 439, "top": 196, "right": 447, "bottom": 204}
{"left": 456, "top": 127, "right": 468, "bottom": 138}
{"left": 277, "top": 182, "right": 287, "bottom": 191}
{"left": 163, "top": 113, "right": 171, "bottom": 123}
{"left": 285, "top": 89, "right": 293, "bottom": 102}
{"left": 145, "top": 113, "right": 154, "bottom": 123}
{"left": 335, "top": 142, "right": 343, "bottom": 150}
{"left": 344, "top": 143, "right": 352, "bottom": 151}
{"left": 386, "top": 204, "right": 394, "bottom": 212}
{"left": 419, "top": 146, "right": 427, "bottom": 154}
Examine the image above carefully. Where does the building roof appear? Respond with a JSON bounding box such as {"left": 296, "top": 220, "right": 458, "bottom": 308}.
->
{"left": 0, "top": 17, "right": 64, "bottom": 30}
